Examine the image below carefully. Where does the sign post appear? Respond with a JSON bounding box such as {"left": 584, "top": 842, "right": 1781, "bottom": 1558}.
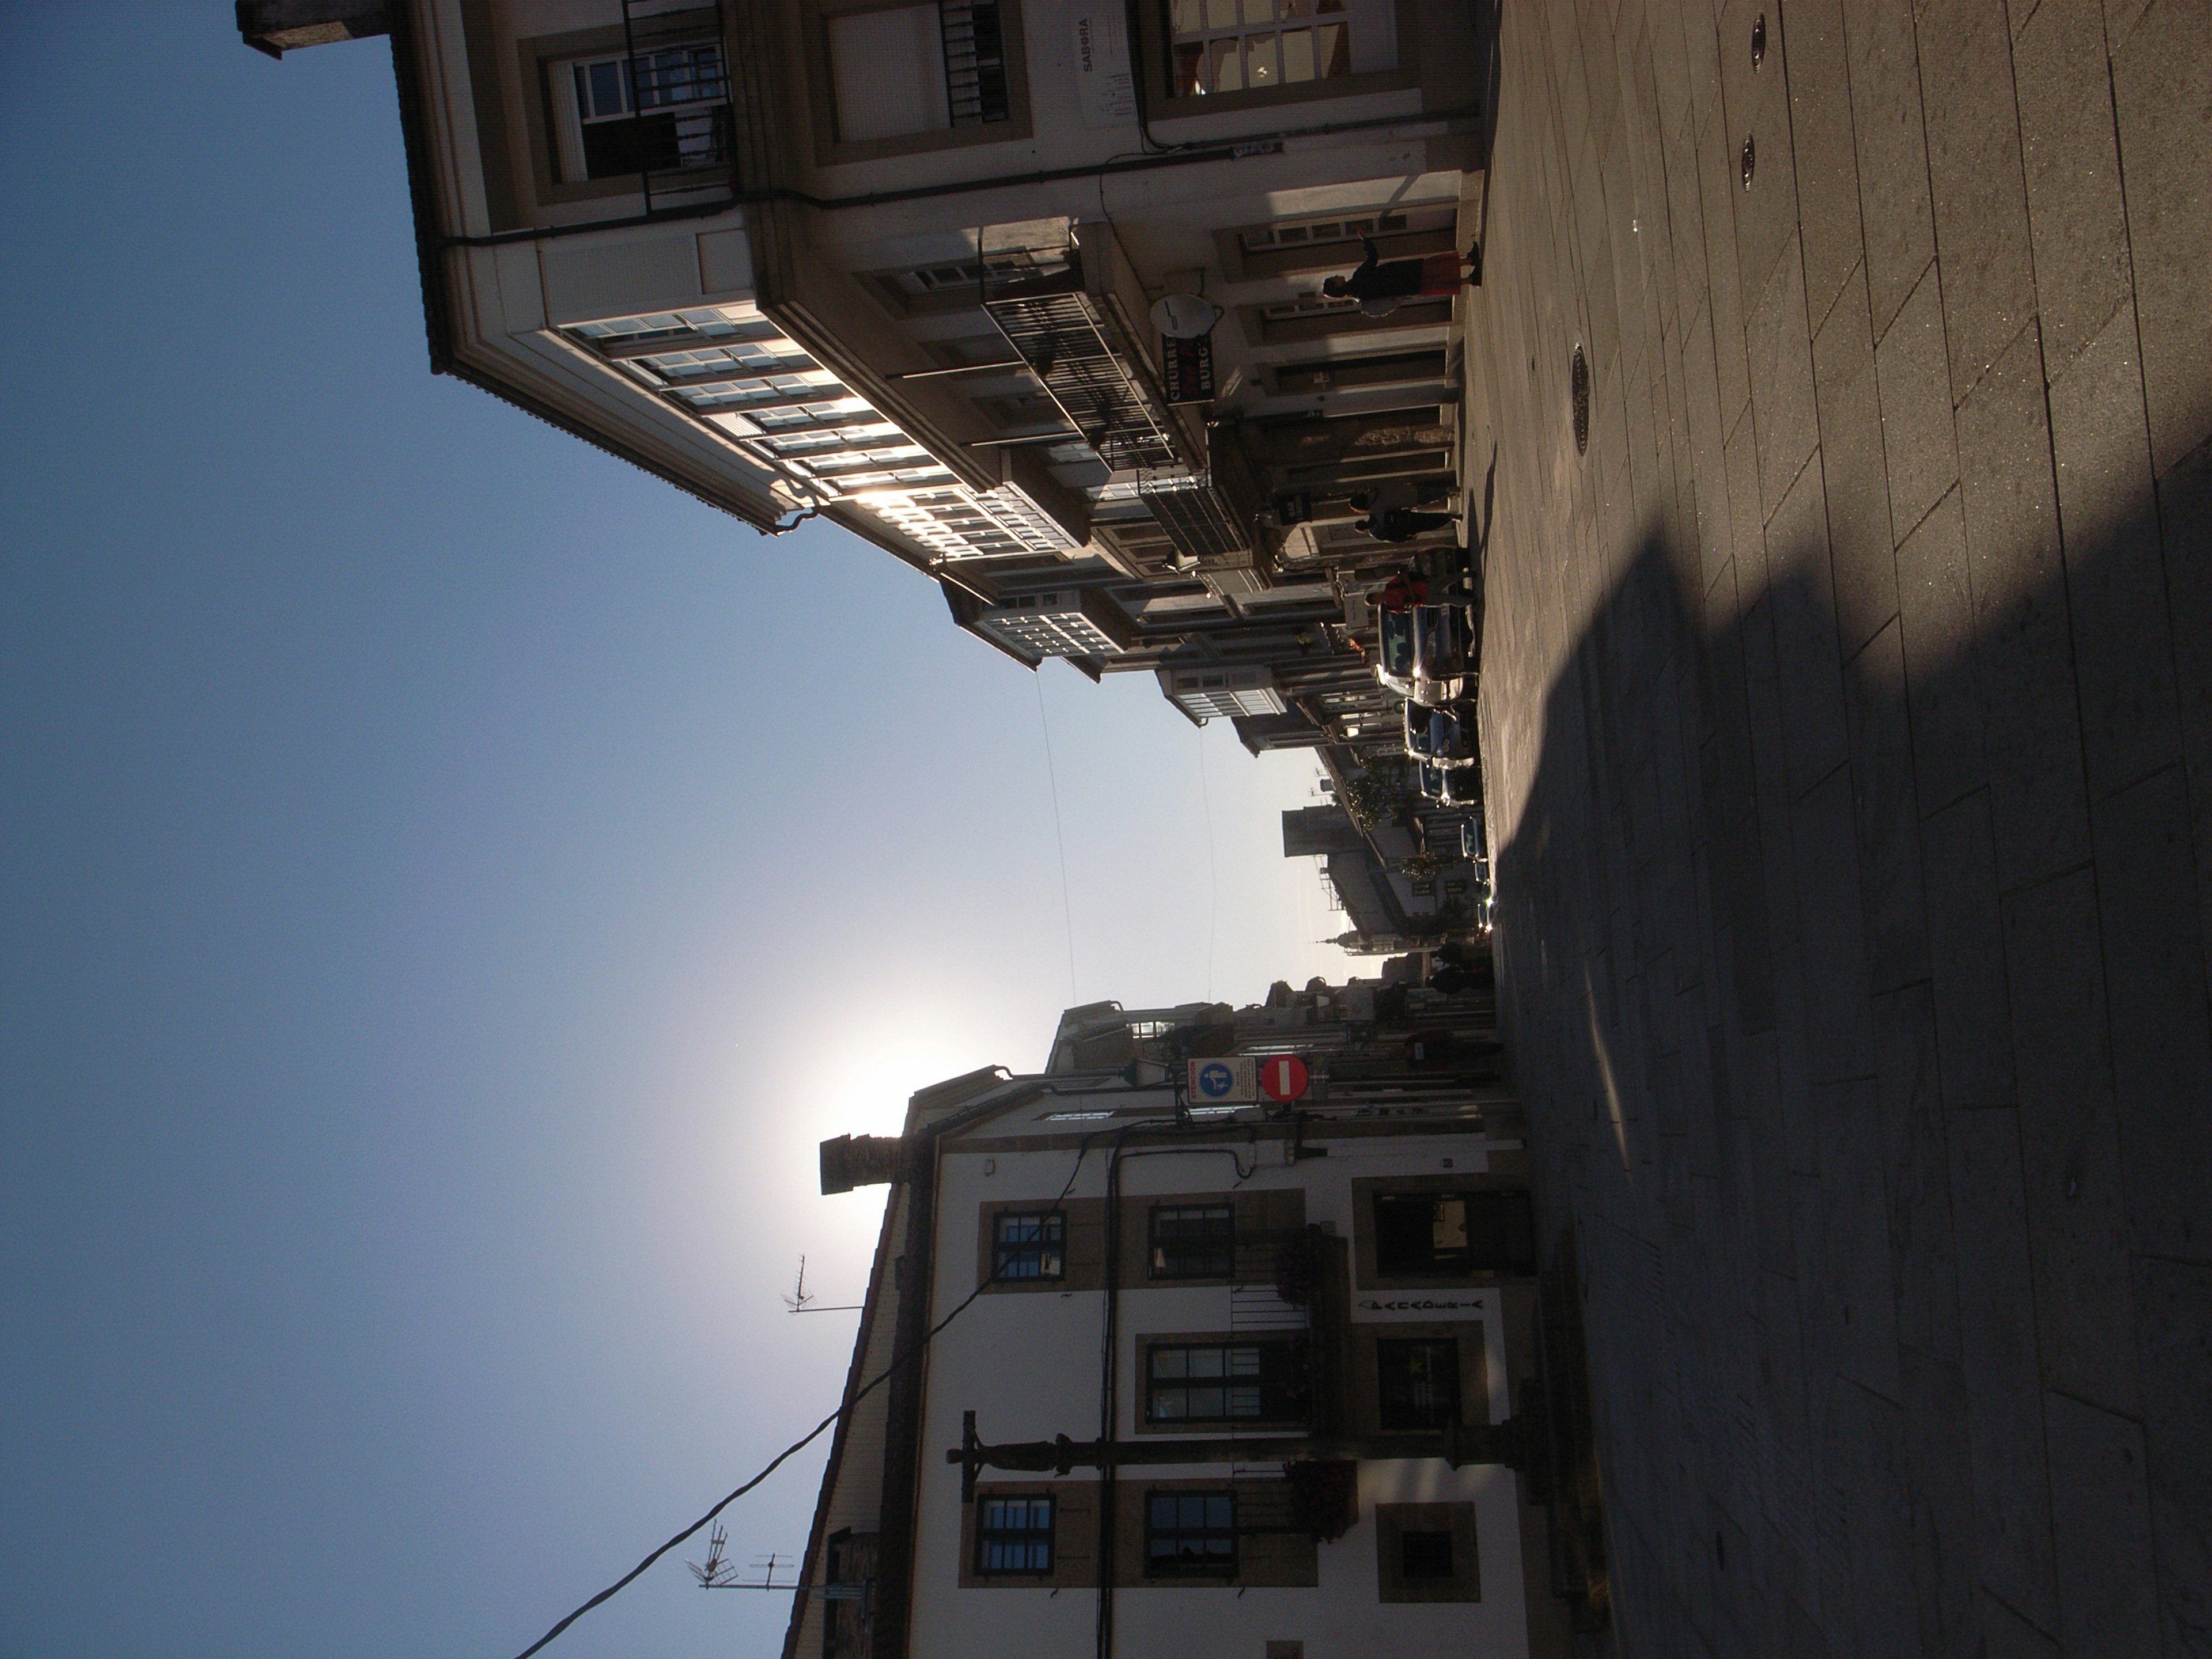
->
{"left": 1257, "top": 1054, "right": 1311, "bottom": 1104}
{"left": 1186, "top": 1057, "right": 1256, "bottom": 1105}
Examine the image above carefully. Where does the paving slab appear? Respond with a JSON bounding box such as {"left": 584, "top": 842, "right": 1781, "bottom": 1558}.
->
{"left": 1468, "top": 0, "right": 2212, "bottom": 1647}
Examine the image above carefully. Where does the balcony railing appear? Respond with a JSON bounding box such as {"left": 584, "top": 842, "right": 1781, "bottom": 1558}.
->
{"left": 616, "top": 0, "right": 736, "bottom": 214}
{"left": 940, "top": 2, "right": 1011, "bottom": 126}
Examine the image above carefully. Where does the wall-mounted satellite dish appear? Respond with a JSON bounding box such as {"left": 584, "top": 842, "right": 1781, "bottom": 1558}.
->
{"left": 1150, "top": 293, "right": 1222, "bottom": 339}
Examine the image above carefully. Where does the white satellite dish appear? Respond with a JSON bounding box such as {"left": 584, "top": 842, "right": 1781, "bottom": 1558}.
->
{"left": 1150, "top": 293, "right": 1221, "bottom": 339}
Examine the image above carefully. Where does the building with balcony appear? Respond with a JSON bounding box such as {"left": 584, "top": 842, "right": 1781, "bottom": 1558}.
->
{"left": 239, "top": 0, "right": 1490, "bottom": 737}
{"left": 791, "top": 986, "right": 1604, "bottom": 1658}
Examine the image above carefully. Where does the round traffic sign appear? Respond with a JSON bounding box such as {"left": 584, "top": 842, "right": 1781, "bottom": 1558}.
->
{"left": 1258, "top": 1054, "right": 1310, "bottom": 1103}
{"left": 1195, "top": 1061, "right": 1237, "bottom": 1100}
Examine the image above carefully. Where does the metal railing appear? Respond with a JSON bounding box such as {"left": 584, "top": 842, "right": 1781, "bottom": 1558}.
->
{"left": 618, "top": 0, "right": 737, "bottom": 215}
{"left": 940, "top": 2, "right": 1011, "bottom": 126}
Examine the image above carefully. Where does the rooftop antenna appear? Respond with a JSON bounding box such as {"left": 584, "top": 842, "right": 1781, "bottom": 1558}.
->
{"left": 687, "top": 1524, "right": 741, "bottom": 1589}
{"left": 783, "top": 1255, "right": 863, "bottom": 1315}
{"left": 687, "top": 1526, "right": 802, "bottom": 1590}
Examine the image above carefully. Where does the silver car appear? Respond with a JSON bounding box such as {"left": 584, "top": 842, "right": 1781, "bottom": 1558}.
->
{"left": 1373, "top": 605, "right": 1473, "bottom": 708}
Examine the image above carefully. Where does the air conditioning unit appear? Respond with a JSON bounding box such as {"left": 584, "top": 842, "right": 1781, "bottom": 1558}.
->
{"left": 1158, "top": 664, "right": 1287, "bottom": 722}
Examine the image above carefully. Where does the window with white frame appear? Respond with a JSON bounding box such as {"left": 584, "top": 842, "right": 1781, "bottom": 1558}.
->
{"left": 1167, "top": 0, "right": 1396, "bottom": 96}
{"left": 549, "top": 40, "right": 730, "bottom": 182}
{"left": 1240, "top": 210, "right": 1408, "bottom": 255}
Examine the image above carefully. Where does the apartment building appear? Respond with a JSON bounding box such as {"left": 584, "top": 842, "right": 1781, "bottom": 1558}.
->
{"left": 792, "top": 986, "right": 1600, "bottom": 1658}
{"left": 239, "top": 1, "right": 1488, "bottom": 736}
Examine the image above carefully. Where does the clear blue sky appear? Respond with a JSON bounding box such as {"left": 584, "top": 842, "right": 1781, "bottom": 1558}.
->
{"left": 0, "top": 9, "right": 1351, "bottom": 1657}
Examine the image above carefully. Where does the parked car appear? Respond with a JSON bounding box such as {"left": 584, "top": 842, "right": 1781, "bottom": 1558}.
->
{"left": 1373, "top": 605, "right": 1474, "bottom": 707}
{"left": 1411, "top": 603, "right": 1475, "bottom": 700}
{"left": 1403, "top": 700, "right": 1478, "bottom": 770}
{"left": 1438, "top": 765, "right": 1483, "bottom": 806}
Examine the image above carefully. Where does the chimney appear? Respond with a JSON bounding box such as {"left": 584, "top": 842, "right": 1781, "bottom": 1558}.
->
{"left": 819, "top": 1134, "right": 915, "bottom": 1195}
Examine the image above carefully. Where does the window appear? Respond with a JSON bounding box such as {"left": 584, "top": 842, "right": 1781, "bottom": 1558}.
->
{"left": 1146, "top": 1491, "right": 1236, "bottom": 1575}
{"left": 552, "top": 41, "right": 730, "bottom": 181}
{"left": 1375, "top": 1336, "right": 1460, "bottom": 1430}
{"left": 1170, "top": 0, "right": 1351, "bottom": 94}
{"left": 827, "top": 3, "right": 1010, "bottom": 143}
{"left": 1375, "top": 1501, "right": 1479, "bottom": 1602}
{"left": 1146, "top": 1341, "right": 1308, "bottom": 1423}
{"left": 992, "top": 1210, "right": 1065, "bottom": 1281}
{"left": 975, "top": 1494, "right": 1054, "bottom": 1573}
{"left": 1150, "top": 1204, "right": 1234, "bottom": 1279}
{"left": 1372, "top": 1189, "right": 1535, "bottom": 1277}
{"left": 1240, "top": 211, "right": 1407, "bottom": 253}
{"left": 1400, "top": 1528, "right": 1455, "bottom": 1580}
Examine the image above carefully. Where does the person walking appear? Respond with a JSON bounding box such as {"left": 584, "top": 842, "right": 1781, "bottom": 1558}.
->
{"left": 1350, "top": 492, "right": 1460, "bottom": 544}
{"left": 1321, "top": 237, "right": 1483, "bottom": 316}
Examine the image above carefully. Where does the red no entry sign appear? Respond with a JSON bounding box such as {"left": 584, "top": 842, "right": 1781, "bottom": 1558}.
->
{"left": 1258, "top": 1054, "right": 1310, "bottom": 1103}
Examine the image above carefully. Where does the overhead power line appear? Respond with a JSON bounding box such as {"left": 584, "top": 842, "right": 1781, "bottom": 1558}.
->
{"left": 507, "top": 1132, "right": 1108, "bottom": 1659}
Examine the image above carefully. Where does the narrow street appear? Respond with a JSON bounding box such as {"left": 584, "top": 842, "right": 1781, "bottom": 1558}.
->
{"left": 1463, "top": 2, "right": 2210, "bottom": 1653}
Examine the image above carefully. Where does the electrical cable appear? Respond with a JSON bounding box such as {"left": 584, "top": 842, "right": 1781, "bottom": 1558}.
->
{"left": 506, "top": 1128, "right": 1112, "bottom": 1659}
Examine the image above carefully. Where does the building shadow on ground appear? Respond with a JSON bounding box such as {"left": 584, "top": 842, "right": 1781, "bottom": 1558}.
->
{"left": 1488, "top": 451, "right": 2210, "bottom": 1656}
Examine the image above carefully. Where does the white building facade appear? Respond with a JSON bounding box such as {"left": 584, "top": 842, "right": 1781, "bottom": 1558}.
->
{"left": 794, "top": 994, "right": 1588, "bottom": 1659}
{"left": 245, "top": 0, "right": 1488, "bottom": 711}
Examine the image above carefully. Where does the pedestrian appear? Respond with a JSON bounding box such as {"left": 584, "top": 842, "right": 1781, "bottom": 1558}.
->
{"left": 1321, "top": 237, "right": 1483, "bottom": 316}
{"left": 1370, "top": 566, "right": 1430, "bottom": 611}
{"left": 1354, "top": 503, "right": 1460, "bottom": 544}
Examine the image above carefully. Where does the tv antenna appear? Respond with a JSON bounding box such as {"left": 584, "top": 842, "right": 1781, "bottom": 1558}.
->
{"left": 783, "top": 1255, "right": 862, "bottom": 1315}
{"left": 687, "top": 1524, "right": 801, "bottom": 1590}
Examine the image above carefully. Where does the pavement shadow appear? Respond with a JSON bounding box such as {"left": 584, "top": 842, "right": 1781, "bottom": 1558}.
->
{"left": 1487, "top": 455, "right": 2211, "bottom": 1655}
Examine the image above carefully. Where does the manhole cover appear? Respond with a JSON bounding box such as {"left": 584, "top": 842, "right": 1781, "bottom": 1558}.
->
{"left": 1571, "top": 346, "right": 1589, "bottom": 455}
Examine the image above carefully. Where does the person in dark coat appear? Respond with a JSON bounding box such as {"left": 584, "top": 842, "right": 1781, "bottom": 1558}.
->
{"left": 1321, "top": 237, "right": 1483, "bottom": 315}
{"left": 1351, "top": 497, "right": 1460, "bottom": 543}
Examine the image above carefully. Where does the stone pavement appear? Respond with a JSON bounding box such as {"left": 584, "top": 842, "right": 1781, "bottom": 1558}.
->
{"left": 1460, "top": 1, "right": 2212, "bottom": 1654}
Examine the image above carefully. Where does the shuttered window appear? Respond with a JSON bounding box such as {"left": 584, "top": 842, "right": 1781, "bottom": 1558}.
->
{"left": 828, "top": 7, "right": 952, "bottom": 141}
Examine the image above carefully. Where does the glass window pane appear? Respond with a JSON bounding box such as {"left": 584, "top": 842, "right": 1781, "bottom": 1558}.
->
{"left": 1152, "top": 1494, "right": 1177, "bottom": 1525}
{"left": 1281, "top": 0, "right": 1315, "bottom": 13}
{"left": 1189, "top": 1348, "right": 1225, "bottom": 1378}
{"left": 1434, "top": 1197, "right": 1469, "bottom": 1252}
{"left": 1173, "top": 41, "right": 1206, "bottom": 93}
{"left": 1207, "top": 1495, "right": 1234, "bottom": 1527}
{"left": 1206, "top": 0, "right": 1240, "bottom": 24}
{"left": 1208, "top": 37, "right": 1242, "bottom": 91}
{"left": 1281, "top": 26, "right": 1317, "bottom": 81}
{"left": 587, "top": 59, "right": 626, "bottom": 118}
{"left": 1189, "top": 1385, "right": 1225, "bottom": 1417}
{"left": 1316, "top": 21, "right": 1350, "bottom": 74}
{"left": 1172, "top": 0, "right": 1205, "bottom": 29}
{"left": 1242, "top": 0, "right": 1275, "bottom": 20}
{"left": 1228, "top": 1347, "right": 1262, "bottom": 1375}
{"left": 1229, "top": 1385, "right": 1262, "bottom": 1416}
{"left": 1245, "top": 33, "right": 1279, "bottom": 86}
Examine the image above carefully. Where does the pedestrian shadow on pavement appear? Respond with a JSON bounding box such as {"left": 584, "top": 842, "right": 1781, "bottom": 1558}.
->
{"left": 1484, "top": 450, "right": 2211, "bottom": 1656}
